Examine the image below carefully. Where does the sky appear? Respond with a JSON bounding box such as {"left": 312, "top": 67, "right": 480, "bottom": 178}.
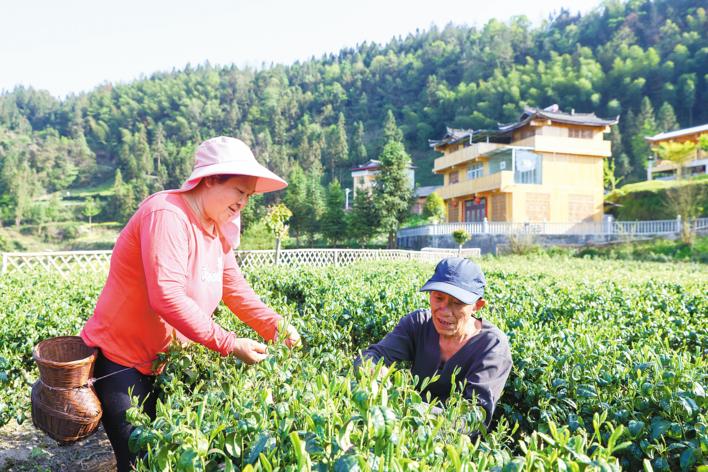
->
{"left": 2, "top": 0, "right": 596, "bottom": 98}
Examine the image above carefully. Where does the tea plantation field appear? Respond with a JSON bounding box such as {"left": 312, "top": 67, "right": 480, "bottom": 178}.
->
{"left": 0, "top": 256, "right": 706, "bottom": 471}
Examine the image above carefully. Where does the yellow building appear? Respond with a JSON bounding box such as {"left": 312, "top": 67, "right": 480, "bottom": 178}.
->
{"left": 351, "top": 159, "right": 416, "bottom": 199}
{"left": 430, "top": 105, "right": 617, "bottom": 223}
{"left": 645, "top": 123, "right": 708, "bottom": 180}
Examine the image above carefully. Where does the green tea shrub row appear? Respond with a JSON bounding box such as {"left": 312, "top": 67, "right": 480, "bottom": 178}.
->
{"left": 1, "top": 257, "right": 706, "bottom": 470}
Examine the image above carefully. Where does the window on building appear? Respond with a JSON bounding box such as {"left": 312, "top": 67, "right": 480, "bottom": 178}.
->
{"left": 447, "top": 200, "right": 458, "bottom": 222}
{"left": 569, "top": 128, "right": 594, "bottom": 139}
{"left": 514, "top": 150, "right": 542, "bottom": 185}
{"left": 467, "top": 163, "right": 483, "bottom": 180}
{"left": 488, "top": 150, "right": 512, "bottom": 174}
{"left": 464, "top": 197, "right": 486, "bottom": 222}
{"left": 449, "top": 171, "right": 459, "bottom": 184}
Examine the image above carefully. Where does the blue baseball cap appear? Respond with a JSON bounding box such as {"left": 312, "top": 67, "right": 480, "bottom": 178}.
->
{"left": 420, "top": 257, "right": 486, "bottom": 304}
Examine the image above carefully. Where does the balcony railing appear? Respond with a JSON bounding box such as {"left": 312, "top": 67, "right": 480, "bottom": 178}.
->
{"left": 433, "top": 142, "right": 503, "bottom": 172}
{"left": 437, "top": 171, "right": 514, "bottom": 200}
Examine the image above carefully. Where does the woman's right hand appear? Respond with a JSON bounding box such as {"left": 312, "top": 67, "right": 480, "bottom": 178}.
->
{"left": 229, "top": 338, "right": 268, "bottom": 364}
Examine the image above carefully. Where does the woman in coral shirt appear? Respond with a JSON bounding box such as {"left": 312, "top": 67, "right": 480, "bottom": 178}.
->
{"left": 81, "top": 136, "right": 300, "bottom": 471}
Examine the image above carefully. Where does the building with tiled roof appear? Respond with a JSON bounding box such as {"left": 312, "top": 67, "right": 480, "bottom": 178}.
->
{"left": 351, "top": 159, "right": 416, "bottom": 199}
{"left": 430, "top": 105, "right": 617, "bottom": 224}
{"left": 645, "top": 123, "right": 707, "bottom": 180}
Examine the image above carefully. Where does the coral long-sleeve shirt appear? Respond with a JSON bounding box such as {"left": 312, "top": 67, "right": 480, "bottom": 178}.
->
{"left": 81, "top": 192, "right": 281, "bottom": 375}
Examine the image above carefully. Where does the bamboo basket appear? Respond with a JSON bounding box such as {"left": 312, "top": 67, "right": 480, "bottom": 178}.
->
{"left": 31, "top": 336, "right": 102, "bottom": 444}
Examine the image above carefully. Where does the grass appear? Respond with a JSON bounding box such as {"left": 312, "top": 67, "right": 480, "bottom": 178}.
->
{"left": 576, "top": 235, "right": 708, "bottom": 263}
{"left": 0, "top": 222, "right": 122, "bottom": 252}
{"left": 66, "top": 178, "right": 116, "bottom": 198}
{"left": 606, "top": 173, "right": 708, "bottom": 197}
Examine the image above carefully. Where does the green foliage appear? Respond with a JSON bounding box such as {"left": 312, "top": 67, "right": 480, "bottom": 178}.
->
{"left": 239, "top": 221, "right": 275, "bottom": 250}
{"left": 605, "top": 177, "right": 708, "bottom": 220}
{"left": 264, "top": 203, "right": 292, "bottom": 243}
{"left": 1, "top": 257, "right": 706, "bottom": 470}
{"left": 653, "top": 141, "right": 698, "bottom": 179}
{"left": 576, "top": 236, "right": 708, "bottom": 263}
{"left": 1, "top": 0, "right": 707, "bottom": 232}
{"left": 699, "top": 135, "right": 708, "bottom": 153}
{"left": 239, "top": 193, "right": 265, "bottom": 233}
{"left": 452, "top": 229, "right": 471, "bottom": 256}
{"left": 422, "top": 192, "right": 446, "bottom": 224}
{"left": 604, "top": 157, "right": 624, "bottom": 192}
{"left": 81, "top": 196, "right": 101, "bottom": 225}
{"left": 452, "top": 229, "right": 470, "bottom": 246}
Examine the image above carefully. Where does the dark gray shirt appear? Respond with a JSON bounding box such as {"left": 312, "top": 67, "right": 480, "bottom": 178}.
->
{"left": 358, "top": 309, "right": 512, "bottom": 426}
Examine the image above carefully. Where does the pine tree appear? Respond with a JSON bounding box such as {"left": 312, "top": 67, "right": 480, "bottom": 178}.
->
{"left": 119, "top": 129, "right": 138, "bottom": 181}
{"left": 375, "top": 140, "right": 413, "bottom": 248}
{"left": 610, "top": 125, "right": 631, "bottom": 180}
{"left": 628, "top": 98, "right": 657, "bottom": 180}
{"left": 351, "top": 120, "right": 368, "bottom": 165}
{"left": 348, "top": 189, "right": 379, "bottom": 246}
{"left": 135, "top": 124, "right": 153, "bottom": 176}
{"left": 12, "top": 161, "right": 33, "bottom": 228}
{"left": 67, "top": 100, "right": 96, "bottom": 185}
{"left": 239, "top": 123, "right": 255, "bottom": 147}
{"left": 283, "top": 163, "right": 309, "bottom": 246}
{"left": 109, "top": 169, "right": 136, "bottom": 223}
{"left": 656, "top": 102, "right": 679, "bottom": 132}
{"left": 383, "top": 110, "right": 403, "bottom": 144}
{"left": 678, "top": 73, "right": 696, "bottom": 125}
{"left": 152, "top": 124, "right": 168, "bottom": 187}
{"left": 326, "top": 113, "right": 349, "bottom": 180}
{"left": 303, "top": 167, "right": 325, "bottom": 245}
{"left": 321, "top": 179, "right": 346, "bottom": 246}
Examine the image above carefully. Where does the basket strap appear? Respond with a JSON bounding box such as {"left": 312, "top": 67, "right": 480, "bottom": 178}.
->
{"left": 88, "top": 358, "right": 155, "bottom": 386}
{"left": 87, "top": 366, "right": 135, "bottom": 387}
{"left": 38, "top": 380, "right": 96, "bottom": 392}
{"left": 40, "top": 359, "right": 154, "bottom": 390}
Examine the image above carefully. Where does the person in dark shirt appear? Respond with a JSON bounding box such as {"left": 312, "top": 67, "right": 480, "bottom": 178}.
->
{"left": 356, "top": 257, "right": 512, "bottom": 429}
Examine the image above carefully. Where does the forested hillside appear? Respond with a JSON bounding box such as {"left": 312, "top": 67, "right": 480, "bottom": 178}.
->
{"left": 0, "top": 0, "right": 706, "bottom": 229}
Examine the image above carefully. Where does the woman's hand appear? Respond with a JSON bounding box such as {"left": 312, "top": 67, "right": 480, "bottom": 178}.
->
{"left": 230, "top": 338, "right": 268, "bottom": 364}
{"left": 283, "top": 324, "right": 301, "bottom": 348}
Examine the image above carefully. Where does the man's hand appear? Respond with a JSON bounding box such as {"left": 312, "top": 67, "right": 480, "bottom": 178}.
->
{"left": 230, "top": 338, "right": 268, "bottom": 364}
{"left": 282, "top": 324, "right": 301, "bottom": 348}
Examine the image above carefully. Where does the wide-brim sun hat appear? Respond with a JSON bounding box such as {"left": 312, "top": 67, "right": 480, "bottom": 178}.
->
{"left": 420, "top": 257, "right": 486, "bottom": 305}
{"left": 156, "top": 136, "right": 287, "bottom": 250}
{"left": 178, "top": 136, "right": 287, "bottom": 194}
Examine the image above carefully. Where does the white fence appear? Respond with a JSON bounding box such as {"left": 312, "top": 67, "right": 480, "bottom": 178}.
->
{"left": 1, "top": 248, "right": 479, "bottom": 279}
{"left": 398, "top": 217, "right": 708, "bottom": 239}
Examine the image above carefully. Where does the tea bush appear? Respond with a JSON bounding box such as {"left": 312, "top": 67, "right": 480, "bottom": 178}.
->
{"left": 1, "top": 257, "right": 706, "bottom": 470}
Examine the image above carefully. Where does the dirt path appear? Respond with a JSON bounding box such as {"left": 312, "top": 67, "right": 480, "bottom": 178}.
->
{"left": 0, "top": 420, "right": 116, "bottom": 472}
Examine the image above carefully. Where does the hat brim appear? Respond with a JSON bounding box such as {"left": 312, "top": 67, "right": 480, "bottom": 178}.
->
{"left": 178, "top": 161, "right": 288, "bottom": 194}
{"left": 419, "top": 281, "right": 481, "bottom": 305}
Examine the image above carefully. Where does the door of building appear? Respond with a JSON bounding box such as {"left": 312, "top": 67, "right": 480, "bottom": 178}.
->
{"left": 464, "top": 197, "right": 486, "bottom": 222}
